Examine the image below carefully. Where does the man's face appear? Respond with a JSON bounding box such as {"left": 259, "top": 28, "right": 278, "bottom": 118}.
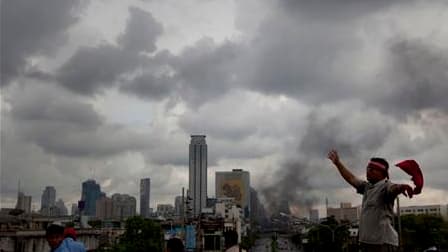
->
{"left": 366, "top": 165, "right": 386, "bottom": 183}
{"left": 46, "top": 233, "right": 64, "bottom": 249}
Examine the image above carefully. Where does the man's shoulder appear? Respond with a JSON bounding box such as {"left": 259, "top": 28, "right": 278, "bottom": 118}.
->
{"left": 63, "top": 238, "right": 86, "bottom": 251}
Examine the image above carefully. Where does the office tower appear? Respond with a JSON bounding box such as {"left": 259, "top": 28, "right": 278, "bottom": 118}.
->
{"left": 189, "top": 135, "right": 207, "bottom": 217}
{"left": 112, "top": 193, "right": 136, "bottom": 220}
{"left": 96, "top": 196, "right": 114, "bottom": 220}
{"left": 55, "top": 199, "right": 68, "bottom": 216}
{"left": 71, "top": 203, "right": 79, "bottom": 216}
{"left": 216, "top": 169, "right": 251, "bottom": 218}
{"left": 174, "top": 196, "right": 183, "bottom": 217}
{"left": 81, "top": 179, "right": 102, "bottom": 216}
{"left": 157, "top": 204, "right": 175, "bottom": 218}
{"left": 140, "top": 178, "right": 151, "bottom": 218}
{"left": 16, "top": 192, "right": 32, "bottom": 213}
{"left": 41, "top": 186, "right": 56, "bottom": 209}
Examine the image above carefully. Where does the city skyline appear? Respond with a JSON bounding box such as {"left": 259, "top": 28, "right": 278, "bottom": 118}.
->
{"left": 2, "top": 0, "right": 448, "bottom": 216}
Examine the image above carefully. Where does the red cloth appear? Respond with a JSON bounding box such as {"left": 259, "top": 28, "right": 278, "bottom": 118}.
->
{"left": 395, "top": 160, "right": 423, "bottom": 194}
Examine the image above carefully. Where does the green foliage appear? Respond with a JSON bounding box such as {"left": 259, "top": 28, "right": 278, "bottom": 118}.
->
{"left": 401, "top": 214, "right": 448, "bottom": 251}
{"left": 112, "top": 216, "right": 163, "bottom": 252}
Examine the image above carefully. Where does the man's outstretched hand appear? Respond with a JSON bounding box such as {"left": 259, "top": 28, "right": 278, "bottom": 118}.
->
{"left": 400, "top": 184, "right": 414, "bottom": 198}
{"left": 328, "top": 149, "right": 340, "bottom": 165}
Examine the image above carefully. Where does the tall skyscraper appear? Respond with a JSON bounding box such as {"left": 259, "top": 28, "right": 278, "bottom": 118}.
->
{"left": 189, "top": 135, "right": 207, "bottom": 217}
{"left": 71, "top": 203, "right": 79, "bottom": 216}
{"left": 81, "top": 179, "right": 102, "bottom": 216}
{"left": 16, "top": 192, "right": 32, "bottom": 213}
{"left": 174, "top": 196, "right": 183, "bottom": 217}
{"left": 216, "top": 169, "right": 251, "bottom": 218}
{"left": 40, "top": 186, "right": 56, "bottom": 215}
{"left": 55, "top": 199, "right": 68, "bottom": 216}
{"left": 140, "top": 178, "right": 151, "bottom": 218}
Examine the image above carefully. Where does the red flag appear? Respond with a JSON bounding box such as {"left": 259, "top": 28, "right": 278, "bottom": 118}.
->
{"left": 395, "top": 160, "right": 423, "bottom": 194}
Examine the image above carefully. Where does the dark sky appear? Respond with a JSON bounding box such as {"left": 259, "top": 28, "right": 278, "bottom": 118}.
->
{"left": 1, "top": 0, "right": 448, "bottom": 215}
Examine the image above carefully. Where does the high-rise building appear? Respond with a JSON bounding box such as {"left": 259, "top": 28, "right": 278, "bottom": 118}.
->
{"left": 71, "top": 203, "right": 79, "bottom": 216}
{"left": 216, "top": 169, "right": 251, "bottom": 218}
{"left": 40, "top": 186, "right": 57, "bottom": 215}
{"left": 140, "top": 178, "right": 151, "bottom": 218}
{"left": 189, "top": 135, "right": 207, "bottom": 217}
{"left": 157, "top": 204, "right": 175, "bottom": 218}
{"left": 174, "top": 196, "right": 183, "bottom": 217}
{"left": 112, "top": 193, "right": 136, "bottom": 220}
{"left": 81, "top": 179, "right": 102, "bottom": 216}
{"left": 41, "top": 186, "right": 56, "bottom": 209}
{"left": 55, "top": 199, "right": 68, "bottom": 216}
{"left": 96, "top": 196, "right": 114, "bottom": 220}
{"left": 250, "top": 187, "right": 267, "bottom": 224}
{"left": 16, "top": 192, "right": 32, "bottom": 213}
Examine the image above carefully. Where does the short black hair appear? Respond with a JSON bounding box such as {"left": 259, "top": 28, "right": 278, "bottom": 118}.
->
{"left": 46, "top": 224, "right": 64, "bottom": 236}
{"left": 167, "top": 237, "right": 184, "bottom": 252}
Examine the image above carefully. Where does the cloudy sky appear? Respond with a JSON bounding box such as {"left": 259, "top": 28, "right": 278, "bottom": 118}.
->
{"left": 1, "top": 0, "right": 448, "bottom": 216}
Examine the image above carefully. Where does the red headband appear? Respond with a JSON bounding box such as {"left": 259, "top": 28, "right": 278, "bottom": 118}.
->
{"left": 368, "top": 161, "right": 387, "bottom": 171}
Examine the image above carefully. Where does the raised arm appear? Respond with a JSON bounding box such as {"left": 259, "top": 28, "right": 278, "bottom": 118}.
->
{"left": 327, "top": 149, "right": 361, "bottom": 189}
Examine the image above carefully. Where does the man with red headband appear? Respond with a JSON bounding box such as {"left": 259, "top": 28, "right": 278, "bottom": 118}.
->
{"left": 328, "top": 149, "right": 413, "bottom": 252}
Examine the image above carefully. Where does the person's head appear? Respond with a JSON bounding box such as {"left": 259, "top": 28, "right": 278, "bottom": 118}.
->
{"left": 366, "top": 157, "right": 389, "bottom": 183}
{"left": 224, "top": 230, "right": 238, "bottom": 248}
{"left": 46, "top": 224, "right": 65, "bottom": 249}
{"left": 64, "top": 227, "right": 77, "bottom": 240}
{"left": 166, "top": 237, "right": 184, "bottom": 252}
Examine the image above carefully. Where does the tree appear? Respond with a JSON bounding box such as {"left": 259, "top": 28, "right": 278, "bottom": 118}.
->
{"left": 113, "top": 216, "right": 163, "bottom": 252}
{"left": 401, "top": 214, "right": 448, "bottom": 252}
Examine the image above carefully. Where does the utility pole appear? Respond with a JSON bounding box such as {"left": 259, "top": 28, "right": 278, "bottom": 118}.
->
{"left": 397, "top": 197, "right": 402, "bottom": 251}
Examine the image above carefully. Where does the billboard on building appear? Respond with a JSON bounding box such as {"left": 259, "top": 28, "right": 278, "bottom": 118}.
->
{"left": 215, "top": 170, "right": 250, "bottom": 217}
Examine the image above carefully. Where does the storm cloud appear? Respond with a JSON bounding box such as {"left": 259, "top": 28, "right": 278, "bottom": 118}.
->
{"left": 2, "top": 0, "right": 448, "bottom": 213}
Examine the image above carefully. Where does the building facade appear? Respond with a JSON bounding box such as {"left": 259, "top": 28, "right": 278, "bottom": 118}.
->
{"left": 327, "top": 202, "right": 360, "bottom": 223}
{"left": 96, "top": 196, "right": 114, "bottom": 220}
{"left": 81, "top": 180, "right": 102, "bottom": 216}
{"left": 215, "top": 169, "right": 251, "bottom": 218}
{"left": 156, "top": 204, "right": 175, "bottom": 218}
{"left": 189, "top": 135, "right": 208, "bottom": 217}
{"left": 16, "top": 192, "right": 32, "bottom": 214}
{"left": 400, "top": 204, "right": 448, "bottom": 220}
{"left": 40, "top": 186, "right": 56, "bottom": 215}
{"left": 174, "top": 196, "right": 183, "bottom": 218}
{"left": 140, "top": 178, "right": 151, "bottom": 218}
{"left": 55, "top": 199, "right": 68, "bottom": 216}
{"left": 111, "top": 193, "right": 136, "bottom": 220}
